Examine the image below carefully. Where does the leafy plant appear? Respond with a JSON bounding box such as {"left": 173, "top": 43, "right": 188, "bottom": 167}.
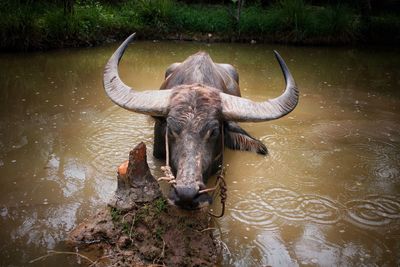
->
{"left": 154, "top": 197, "right": 167, "bottom": 213}
{"left": 155, "top": 226, "right": 165, "bottom": 240}
{"left": 315, "top": 4, "right": 358, "bottom": 42}
{"left": 271, "top": 0, "right": 313, "bottom": 41}
{"left": 110, "top": 207, "right": 122, "bottom": 221}
{"left": 134, "top": 0, "right": 174, "bottom": 33}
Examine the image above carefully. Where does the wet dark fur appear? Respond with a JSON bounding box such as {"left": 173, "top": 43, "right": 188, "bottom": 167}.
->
{"left": 154, "top": 52, "right": 266, "bottom": 159}
{"left": 168, "top": 85, "right": 223, "bottom": 183}
{"left": 151, "top": 51, "right": 267, "bottom": 208}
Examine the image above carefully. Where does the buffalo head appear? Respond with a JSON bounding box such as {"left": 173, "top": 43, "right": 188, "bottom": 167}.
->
{"left": 103, "top": 33, "right": 299, "bottom": 210}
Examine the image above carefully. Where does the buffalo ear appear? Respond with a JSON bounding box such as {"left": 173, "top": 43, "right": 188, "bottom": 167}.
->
{"left": 223, "top": 122, "right": 268, "bottom": 155}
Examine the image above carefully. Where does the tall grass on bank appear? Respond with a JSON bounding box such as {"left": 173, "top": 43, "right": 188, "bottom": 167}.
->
{"left": 240, "top": 0, "right": 358, "bottom": 43}
{"left": 0, "top": 0, "right": 399, "bottom": 51}
{"left": 171, "top": 4, "right": 233, "bottom": 34}
{"left": 272, "top": 0, "right": 313, "bottom": 42}
{"left": 0, "top": 3, "right": 40, "bottom": 51}
{"left": 133, "top": 0, "right": 174, "bottom": 32}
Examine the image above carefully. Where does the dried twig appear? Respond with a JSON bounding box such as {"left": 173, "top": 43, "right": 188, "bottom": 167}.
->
{"left": 121, "top": 211, "right": 134, "bottom": 223}
{"left": 29, "top": 250, "right": 94, "bottom": 265}
{"left": 153, "top": 240, "right": 166, "bottom": 265}
{"left": 197, "top": 227, "right": 217, "bottom": 233}
{"left": 88, "top": 254, "right": 114, "bottom": 267}
{"left": 216, "top": 238, "right": 231, "bottom": 258}
{"left": 129, "top": 213, "right": 137, "bottom": 242}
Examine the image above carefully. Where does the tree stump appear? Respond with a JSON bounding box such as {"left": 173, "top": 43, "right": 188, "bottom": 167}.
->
{"left": 109, "top": 142, "right": 161, "bottom": 210}
{"left": 68, "top": 142, "right": 218, "bottom": 266}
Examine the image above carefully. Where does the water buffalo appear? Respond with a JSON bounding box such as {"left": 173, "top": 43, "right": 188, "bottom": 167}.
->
{"left": 103, "top": 33, "right": 299, "bottom": 210}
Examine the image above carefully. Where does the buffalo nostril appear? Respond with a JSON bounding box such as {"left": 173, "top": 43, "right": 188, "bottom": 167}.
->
{"left": 168, "top": 185, "right": 212, "bottom": 210}
{"left": 168, "top": 187, "right": 179, "bottom": 202}
{"left": 197, "top": 182, "right": 206, "bottom": 191}
{"left": 174, "top": 186, "right": 199, "bottom": 202}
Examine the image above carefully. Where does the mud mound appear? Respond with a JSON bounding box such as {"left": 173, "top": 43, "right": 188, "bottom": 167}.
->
{"left": 67, "top": 143, "right": 218, "bottom": 266}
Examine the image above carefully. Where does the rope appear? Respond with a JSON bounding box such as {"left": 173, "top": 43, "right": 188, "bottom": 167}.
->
{"left": 158, "top": 124, "right": 227, "bottom": 218}
{"left": 158, "top": 127, "right": 176, "bottom": 185}
{"left": 207, "top": 173, "right": 227, "bottom": 218}
{"left": 206, "top": 125, "right": 227, "bottom": 218}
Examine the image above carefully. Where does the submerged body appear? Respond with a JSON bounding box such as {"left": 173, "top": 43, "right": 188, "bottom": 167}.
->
{"left": 103, "top": 33, "right": 299, "bottom": 209}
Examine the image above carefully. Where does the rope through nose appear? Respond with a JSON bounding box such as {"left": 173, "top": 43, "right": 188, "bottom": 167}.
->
{"left": 157, "top": 124, "right": 227, "bottom": 218}
{"left": 158, "top": 127, "right": 176, "bottom": 185}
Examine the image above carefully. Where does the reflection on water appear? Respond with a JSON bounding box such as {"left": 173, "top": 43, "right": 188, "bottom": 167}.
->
{"left": 0, "top": 42, "right": 399, "bottom": 266}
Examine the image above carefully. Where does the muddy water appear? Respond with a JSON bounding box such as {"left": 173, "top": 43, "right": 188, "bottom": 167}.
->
{"left": 0, "top": 41, "right": 399, "bottom": 266}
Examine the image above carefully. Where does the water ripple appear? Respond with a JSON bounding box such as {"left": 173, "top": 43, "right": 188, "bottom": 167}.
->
{"left": 345, "top": 195, "right": 400, "bottom": 227}
{"left": 262, "top": 188, "right": 340, "bottom": 224}
{"left": 373, "top": 164, "right": 399, "bottom": 180}
{"left": 352, "top": 141, "right": 395, "bottom": 163}
{"left": 83, "top": 107, "right": 154, "bottom": 177}
{"left": 231, "top": 199, "right": 278, "bottom": 230}
{"left": 297, "top": 195, "right": 340, "bottom": 224}
{"left": 230, "top": 188, "right": 400, "bottom": 229}
{"left": 231, "top": 188, "right": 341, "bottom": 228}
{"left": 351, "top": 140, "right": 400, "bottom": 193}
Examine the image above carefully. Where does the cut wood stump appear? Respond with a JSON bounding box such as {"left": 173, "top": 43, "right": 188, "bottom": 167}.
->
{"left": 67, "top": 142, "right": 218, "bottom": 266}
{"left": 109, "top": 142, "right": 161, "bottom": 210}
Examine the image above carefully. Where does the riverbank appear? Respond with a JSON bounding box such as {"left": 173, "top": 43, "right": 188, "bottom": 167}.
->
{"left": 1, "top": 0, "right": 399, "bottom": 51}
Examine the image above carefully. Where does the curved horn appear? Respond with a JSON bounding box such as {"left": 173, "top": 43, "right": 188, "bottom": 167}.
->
{"left": 220, "top": 50, "right": 299, "bottom": 122}
{"left": 103, "top": 33, "right": 171, "bottom": 116}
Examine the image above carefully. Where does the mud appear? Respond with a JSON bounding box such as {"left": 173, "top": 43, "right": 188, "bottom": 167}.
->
{"left": 67, "top": 143, "right": 218, "bottom": 266}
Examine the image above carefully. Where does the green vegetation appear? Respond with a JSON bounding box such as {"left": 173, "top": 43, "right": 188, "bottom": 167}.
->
{"left": 154, "top": 197, "right": 167, "bottom": 214}
{"left": 155, "top": 226, "right": 165, "bottom": 240}
{"left": 108, "top": 197, "right": 169, "bottom": 244}
{"left": 1, "top": 0, "right": 399, "bottom": 51}
{"left": 110, "top": 206, "right": 122, "bottom": 221}
{"left": 239, "top": 1, "right": 360, "bottom": 43}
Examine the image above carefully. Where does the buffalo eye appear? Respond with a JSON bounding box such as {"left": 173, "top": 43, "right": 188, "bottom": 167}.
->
{"left": 207, "top": 127, "right": 220, "bottom": 140}
{"left": 167, "top": 128, "right": 179, "bottom": 139}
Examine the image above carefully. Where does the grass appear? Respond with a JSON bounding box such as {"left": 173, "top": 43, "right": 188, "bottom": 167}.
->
{"left": 0, "top": 0, "right": 399, "bottom": 51}
{"left": 367, "top": 15, "right": 400, "bottom": 43}
{"left": 240, "top": 0, "right": 359, "bottom": 43}
{"left": 108, "top": 197, "right": 169, "bottom": 244}
{"left": 110, "top": 207, "right": 122, "bottom": 221}
{"left": 155, "top": 226, "right": 165, "bottom": 240}
{"left": 170, "top": 4, "right": 233, "bottom": 34}
{"left": 154, "top": 197, "right": 167, "bottom": 214}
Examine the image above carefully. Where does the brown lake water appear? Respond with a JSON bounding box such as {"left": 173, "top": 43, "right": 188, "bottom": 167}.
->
{"left": 0, "top": 41, "right": 399, "bottom": 266}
